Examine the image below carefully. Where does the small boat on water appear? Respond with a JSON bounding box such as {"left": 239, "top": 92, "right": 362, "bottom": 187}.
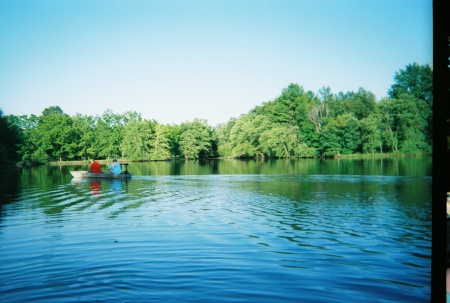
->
{"left": 70, "top": 171, "right": 132, "bottom": 179}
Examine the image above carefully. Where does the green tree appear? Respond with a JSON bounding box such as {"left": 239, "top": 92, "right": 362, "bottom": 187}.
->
{"left": 0, "top": 110, "right": 23, "bottom": 164}
{"left": 378, "top": 94, "right": 431, "bottom": 154}
{"left": 95, "top": 109, "right": 141, "bottom": 159}
{"left": 378, "top": 101, "right": 399, "bottom": 153}
{"left": 120, "top": 120, "right": 154, "bottom": 160}
{"left": 33, "top": 106, "right": 79, "bottom": 162}
{"left": 259, "top": 124, "right": 297, "bottom": 158}
{"left": 9, "top": 114, "right": 38, "bottom": 163}
{"left": 72, "top": 114, "right": 97, "bottom": 160}
{"left": 360, "top": 116, "right": 382, "bottom": 154}
{"left": 252, "top": 84, "right": 318, "bottom": 126}
{"left": 397, "top": 95, "right": 431, "bottom": 153}
{"left": 350, "top": 88, "right": 377, "bottom": 120}
{"left": 179, "top": 119, "right": 212, "bottom": 160}
{"left": 149, "top": 124, "right": 173, "bottom": 160}
{"left": 298, "top": 120, "right": 320, "bottom": 150}
{"left": 336, "top": 114, "right": 361, "bottom": 154}
{"left": 388, "top": 63, "right": 433, "bottom": 103}
{"left": 329, "top": 88, "right": 376, "bottom": 120}
{"left": 229, "top": 114, "right": 272, "bottom": 158}
{"left": 259, "top": 124, "right": 316, "bottom": 158}
{"left": 307, "top": 103, "right": 329, "bottom": 133}
{"left": 319, "top": 114, "right": 361, "bottom": 156}
{"left": 319, "top": 123, "right": 342, "bottom": 157}
{"left": 388, "top": 63, "right": 433, "bottom": 146}
{"left": 214, "top": 119, "right": 236, "bottom": 158}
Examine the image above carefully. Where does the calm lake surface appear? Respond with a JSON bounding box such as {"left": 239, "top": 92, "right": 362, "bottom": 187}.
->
{"left": 0, "top": 158, "right": 432, "bottom": 302}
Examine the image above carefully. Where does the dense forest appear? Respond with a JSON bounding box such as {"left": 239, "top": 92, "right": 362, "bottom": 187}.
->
{"left": 0, "top": 63, "right": 432, "bottom": 165}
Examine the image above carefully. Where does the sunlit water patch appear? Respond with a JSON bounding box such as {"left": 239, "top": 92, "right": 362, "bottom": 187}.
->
{"left": 0, "top": 174, "right": 431, "bottom": 302}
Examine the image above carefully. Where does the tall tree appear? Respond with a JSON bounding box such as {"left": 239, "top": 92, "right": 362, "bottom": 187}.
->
{"left": 378, "top": 95, "right": 431, "bottom": 154}
{"left": 165, "top": 124, "right": 181, "bottom": 158}
{"left": 319, "top": 114, "right": 361, "bottom": 156}
{"left": 0, "top": 110, "right": 23, "bottom": 164}
{"left": 33, "top": 106, "right": 79, "bottom": 161}
{"left": 72, "top": 114, "right": 97, "bottom": 160}
{"left": 259, "top": 124, "right": 316, "bottom": 158}
{"left": 149, "top": 124, "right": 172, "bottom": 160}
{"left": 387, "top": 64, "right": 433, "bottom": 148}
{"left": 319, "top": 124, "right": 342, "bottom": 157}
{"left": 336, "top": 114, "right": 361, "bottom": 154}
{"left": 229, "top": 114, "right": 272, "bottom": 158}
{"left": 329, "top": 88, "right": 376, "bottom": 120}
{"left": 378, "top": 100, "right": 399, "bottom": 153}
{"left": 307, "top": 103, "right": 329, "bottom": 133}
{"left": 252, "top": 83, "right": 318, "bottom": 126}
{"left": 120, "top": 120, "right": 154, "bottom": 160}
{"left": 259, "top": 124, "right": 297, "bottom": 158}
{"left": 10, "top": 114, "right": 39, "bottom": 163}
{"left": 179, "top": 119, "right": 212, "bottom": 160}
{"left": 214, "top": 119, "right": 236, "bottom": 158}
{"left": 360, "top": 116, "right": 382, "bottom": 154}
{"left": 388, "top": 63, "right": 433, "bottom": 103}
{"left": 95, "top": 109, "right": 141, "bottom": 159}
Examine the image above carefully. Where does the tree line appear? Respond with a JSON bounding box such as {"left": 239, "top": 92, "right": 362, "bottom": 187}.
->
{"left": 0, "top": 63, "right": 432, "bottom": 165}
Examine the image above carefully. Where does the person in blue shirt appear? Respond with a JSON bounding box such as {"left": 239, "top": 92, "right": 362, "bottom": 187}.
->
{"left": 108, "top": 159, "right": 122, "bottom": 174}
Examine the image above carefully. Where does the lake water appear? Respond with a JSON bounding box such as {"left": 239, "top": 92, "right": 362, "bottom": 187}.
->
{"left": 0, "top": 158, "right": 432, "bottom": 302}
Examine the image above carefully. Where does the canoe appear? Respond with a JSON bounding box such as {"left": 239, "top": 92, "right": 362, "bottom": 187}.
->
{"left": 70, "top": 171, "right": 132, "bottom": 179}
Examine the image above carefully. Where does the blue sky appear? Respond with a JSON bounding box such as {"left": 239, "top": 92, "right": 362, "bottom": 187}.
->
{"left": 0, "top": 0, "right": 432, "bottom": 126}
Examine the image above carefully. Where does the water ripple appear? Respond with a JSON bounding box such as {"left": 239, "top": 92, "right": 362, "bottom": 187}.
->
{"left": 0, "top": 174, "right": 431, "bottom": 302}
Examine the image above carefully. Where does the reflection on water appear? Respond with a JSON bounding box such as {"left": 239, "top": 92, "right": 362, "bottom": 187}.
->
{"left": 0, "top": 159, "right": 431, "bottom": 302}
{"left": 124, "top": 157, "right": 432, "bottom": 177}
{"left": 89, "top": 180, "right": 101, "bottom": 194}
{"left": 86, "top": 179, "right": 125, "bottom": 195}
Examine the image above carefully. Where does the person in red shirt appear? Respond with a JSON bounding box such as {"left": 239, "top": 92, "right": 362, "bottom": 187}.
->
{"left": 90, "top": 159, "right": 102, "bottom": 174}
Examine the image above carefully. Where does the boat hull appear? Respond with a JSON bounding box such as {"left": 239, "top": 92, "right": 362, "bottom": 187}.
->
{"left": 70, "top": 171, "right": 132, "bottom": 179}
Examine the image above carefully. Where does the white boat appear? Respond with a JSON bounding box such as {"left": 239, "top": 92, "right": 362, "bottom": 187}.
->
{"left": 70, "top": 171, "right": 132, "bottom": 179}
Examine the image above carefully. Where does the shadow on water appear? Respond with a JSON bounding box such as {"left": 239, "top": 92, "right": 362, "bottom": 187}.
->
{"left": 0, "top": 167, "right": 21, "bottom": 201}
{"left": 0, "top": 167, "right": 21, "bottom": 221}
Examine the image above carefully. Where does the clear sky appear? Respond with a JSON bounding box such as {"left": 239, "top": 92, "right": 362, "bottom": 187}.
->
{"left": 0, "top": 0, "right": 432, "bottom": 126}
